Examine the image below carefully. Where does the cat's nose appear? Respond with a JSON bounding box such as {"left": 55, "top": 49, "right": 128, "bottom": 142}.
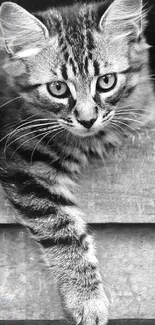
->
{"left": 77, "top": 118, "right": 97, "bottom": 129}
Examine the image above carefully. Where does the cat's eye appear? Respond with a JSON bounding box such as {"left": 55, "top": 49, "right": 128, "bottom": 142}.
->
{"left": 96, "top": 74, "right": 117, "bottom": 92}
{"left": 47, "top": 81, "right": 70, "bottom": 98}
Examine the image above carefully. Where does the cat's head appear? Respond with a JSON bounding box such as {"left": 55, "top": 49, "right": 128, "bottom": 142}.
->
{"left": 0, "top": 0, "right": 151, "bottom": 138}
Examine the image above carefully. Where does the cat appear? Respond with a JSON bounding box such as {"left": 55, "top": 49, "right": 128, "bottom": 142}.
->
{"left": 0, "top": 0, "right": 154, "bottom": 324}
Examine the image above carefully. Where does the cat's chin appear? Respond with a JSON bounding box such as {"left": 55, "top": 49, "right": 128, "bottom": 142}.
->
{"left": 69, "top": 128, "right": 101, "bottom": 138}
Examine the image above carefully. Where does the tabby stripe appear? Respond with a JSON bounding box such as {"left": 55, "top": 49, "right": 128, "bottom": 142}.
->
{"left": 61, "top": 64, "right": 68, "bottom": 80}
{"left": 61, "top": 45, "right": 67, "bottom": 52}
{"left": 17, "top": 147, "right": 55, "bottom": 164}
{"left": 40, "top": 232, "right": 88, "bottom": 248}
{"left": 19, "top": 181, "right": 53, "bottom": 199}
{"left": 16, "top": 83, "right": 41, "bottom": 93}
{"left": 84, "top": 56, "right": 89, "bottom": 74}
{"left": 106, "top": 85, "right": 126, "bottom": 105}
{"left": 40, "top": 237, "right": 74, "bottom": 247}
{"left": 59, "top": 37, "right": 64, "bottom": 46}
{"left": 51, "top": 159, "right": 73, "bottom": 175}
{"left": 52, "top": 218, "right": 71, "bottom": 231}
{"left": 16, "top": 147, "right": 71, "bottom": 175}
{"left": 19, "top": 180, "right": 75, "bottom": 206}
{"left": 93, "top": 60, "right": 100, "bottom": 76}
{"left": 62, "top": 154, "right": 80, "bottom": 165}
{"left": 88, "top": 52, "right": 92, "bottom": 60}
{"left": 50, "top": 193, "right": 75, "bottom": 206}
{"left": 69, "top": 58, "right": 77, "bottom": 75}
{"left": 1, "top": 169, "right": 74, "bottom": 206}
{"left": 11, "top": 200, "right": 57, "bottom": 218}
{"left": 121, "top": 65, "right": 143, "bottom": 74}
{"left": 123, "top": 84, "right": 137, "bottom": 98}
{"left": 86, "top": 30, "right": 95, "bottom": 51}
{"left": 64, "top": 51, "right": 69, "bottom": 62}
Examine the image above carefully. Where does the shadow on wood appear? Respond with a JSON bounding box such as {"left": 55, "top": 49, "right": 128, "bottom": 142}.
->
{"left": 0, "top": 319, "right": 155, "bottom": 325}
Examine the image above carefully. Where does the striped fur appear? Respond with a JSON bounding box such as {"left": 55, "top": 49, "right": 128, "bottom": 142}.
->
{"left": 0, "top": 0, "right": 155, "bottom": 324}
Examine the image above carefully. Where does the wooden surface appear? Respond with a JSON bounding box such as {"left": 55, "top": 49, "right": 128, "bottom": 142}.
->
{"left": 0, "top": 321, "right": 155, "bottom": 325}
{"left": 0, "top": 226, "right": 63, "bottom": 320}
{"left": 79, "top": 129, "right": 155, "bottom": 223}
{"left": 1, "top": 225, "right": 155, "bottom": 320}
{"left": 0, "top": 129, "right": 155, "bottom": 224}
{"left": 1, "top": 321, "right": 155, "bottom": 325}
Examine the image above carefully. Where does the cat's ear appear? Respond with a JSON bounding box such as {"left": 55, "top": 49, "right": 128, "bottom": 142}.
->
{"left": 0, "top": 2, "right": 49, "bottom": 57}
{"left": 99, "top": 0, "right": 144, "bottom": 38}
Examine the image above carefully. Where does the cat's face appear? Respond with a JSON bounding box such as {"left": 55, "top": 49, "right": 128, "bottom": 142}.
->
{"left": 17, "top": 28, "right": 129, "bottom": 137}
{"left": 1, "top": 0, "right": 150, "bottom": 138}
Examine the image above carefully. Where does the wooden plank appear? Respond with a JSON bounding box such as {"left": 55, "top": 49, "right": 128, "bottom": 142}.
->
{"left": 0, "top": 225, "right": 155, "bottom": 319}
{"left": 0, "top": 187, "right": 17, "bottom": 224}
{"left": 0, "top": 321, "right": 155, "bottom": 325}
{"left": 0, "top": 226, "right": 63, "bottom": 320}
{"left": 0, "top": 129, "right": 155, "bottom": 224}
{"left": 78, "top": 129, "right": 155, "bottom": 223}
{"left": 95, "top": 224, "right": 155, "bottom": 319}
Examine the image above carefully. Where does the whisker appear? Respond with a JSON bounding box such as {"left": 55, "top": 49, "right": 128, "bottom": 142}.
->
{"left": 114, "top": 116, "right": 146, "bottom": 126}
{"left": 10, "top": 130, "right": 49, "bottom": 160}
{"left": 115, "top": 111, "right": 144, "bottom": 117}
{"left": 3, "top": 125, "right": 61, "bottom": 158}
{"left": 5, "top": 125, "right": 61, "bottom": 149}
{"left": 0, "top": 113, "right": 44, "bottom": 141}
{"left": 116, "top": 107, "right": 154, "bottom": 114}
{"left": 30, "top": 126, "right": 63, "bottom": 163}
{"left": 115, "top": 103, "right": 140, "bottom": 110}
{"left": 110, "top": 121, "right": 126, "bottom": 136}
{"left": 1, "top": 114, "right": 58, "bottom": 133}
{"left": 44, "top": 128, "right": 65, "bottom": 154}
{"left": 3, "top": 128, "right": 46, "bottom": 159}
{"left": 45, "top": 129, "right": 65, "bottom": 149}
{"left": 0, "top": 113, "right": 45, "bottom": 131}
{"left": 10, "top": 126, "right": 62, "bottom": 160}
{"left": 15, "top": 118, "right": 58, "bottom": 128}
{"left": 0, "top": 96, "right": 21, "bottom": 109}
{"left": 113, "top": 119, "right": 140, "bottom": 137}
{"left": 138, "top": 76, "right": 155, "bottom": 81}
{"left": 2, "top": 121, "right": 60, "bottom": 148}
{"left": 9, "top": 119, "right": 58, "bottom": 134}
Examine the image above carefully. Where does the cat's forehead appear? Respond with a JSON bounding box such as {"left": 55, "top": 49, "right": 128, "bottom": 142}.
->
{"left": 46, "top": 5, "right": 97, "bottom": 75}
{"left": 27, "top": 3, "right": 129, "bottom": 83}
{"left": 49, "top": 35, "right": 128, "bottom": 82}
{"left": 45, "top": 4, "right": 129, "bottom": 77}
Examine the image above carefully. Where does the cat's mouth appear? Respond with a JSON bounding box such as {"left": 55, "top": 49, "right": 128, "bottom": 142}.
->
{"left": 60, "top": 110, "right": 115, "bottom": 137}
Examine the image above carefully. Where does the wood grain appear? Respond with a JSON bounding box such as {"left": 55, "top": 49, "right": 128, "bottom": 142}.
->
{"left": 0, "top": 226, "right": 63, "bottom": 320}
{"left": 79, "top": 129, "right": 155, "bottom": 223}
{"left": 1, "top": 225, "right": 155, "bottom": 319}
{"left": 0, "top": 129, "right": 155, "bottom": 224}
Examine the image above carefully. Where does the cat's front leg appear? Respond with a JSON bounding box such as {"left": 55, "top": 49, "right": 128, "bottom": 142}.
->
{"left": 2, "top": 168, "right": 108, "bottom": 324}
{"left": 39, "top": 205, "right": 109, "bottom": 325}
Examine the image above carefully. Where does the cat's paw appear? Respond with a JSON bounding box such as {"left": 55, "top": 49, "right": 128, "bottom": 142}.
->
{"left": 79, "top": 297, "right": 109, "bottom": 325}
{"left": 61, "top": 289, "right": 109, "bottom": 325}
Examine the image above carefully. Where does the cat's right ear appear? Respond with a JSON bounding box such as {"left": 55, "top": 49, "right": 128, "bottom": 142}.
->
{"left": 0, "top": 2, "right": 49, "bottom": 57}
{"left": 99, "top": 0, "right": 145, "bottom": 38}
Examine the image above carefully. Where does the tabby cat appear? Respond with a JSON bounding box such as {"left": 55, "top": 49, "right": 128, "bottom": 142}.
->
{"left": 0, "top": 0, "right": 154, "bottom": 324}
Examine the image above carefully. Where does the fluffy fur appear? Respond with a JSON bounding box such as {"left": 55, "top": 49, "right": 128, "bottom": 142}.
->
{"left": 0, "top": 0, "right": 154, "bottom": 324}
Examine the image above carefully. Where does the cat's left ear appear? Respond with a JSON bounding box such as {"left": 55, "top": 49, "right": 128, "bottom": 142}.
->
{"left": 99, "top": 0, "right": 144, "bottom": 38}
{"left": 0, "top": 2, "right": 49, "bottom": 57}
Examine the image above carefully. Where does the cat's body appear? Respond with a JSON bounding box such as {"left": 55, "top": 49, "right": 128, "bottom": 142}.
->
{"left": 0, "top": 0, "right": 154, "bottom": 324}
